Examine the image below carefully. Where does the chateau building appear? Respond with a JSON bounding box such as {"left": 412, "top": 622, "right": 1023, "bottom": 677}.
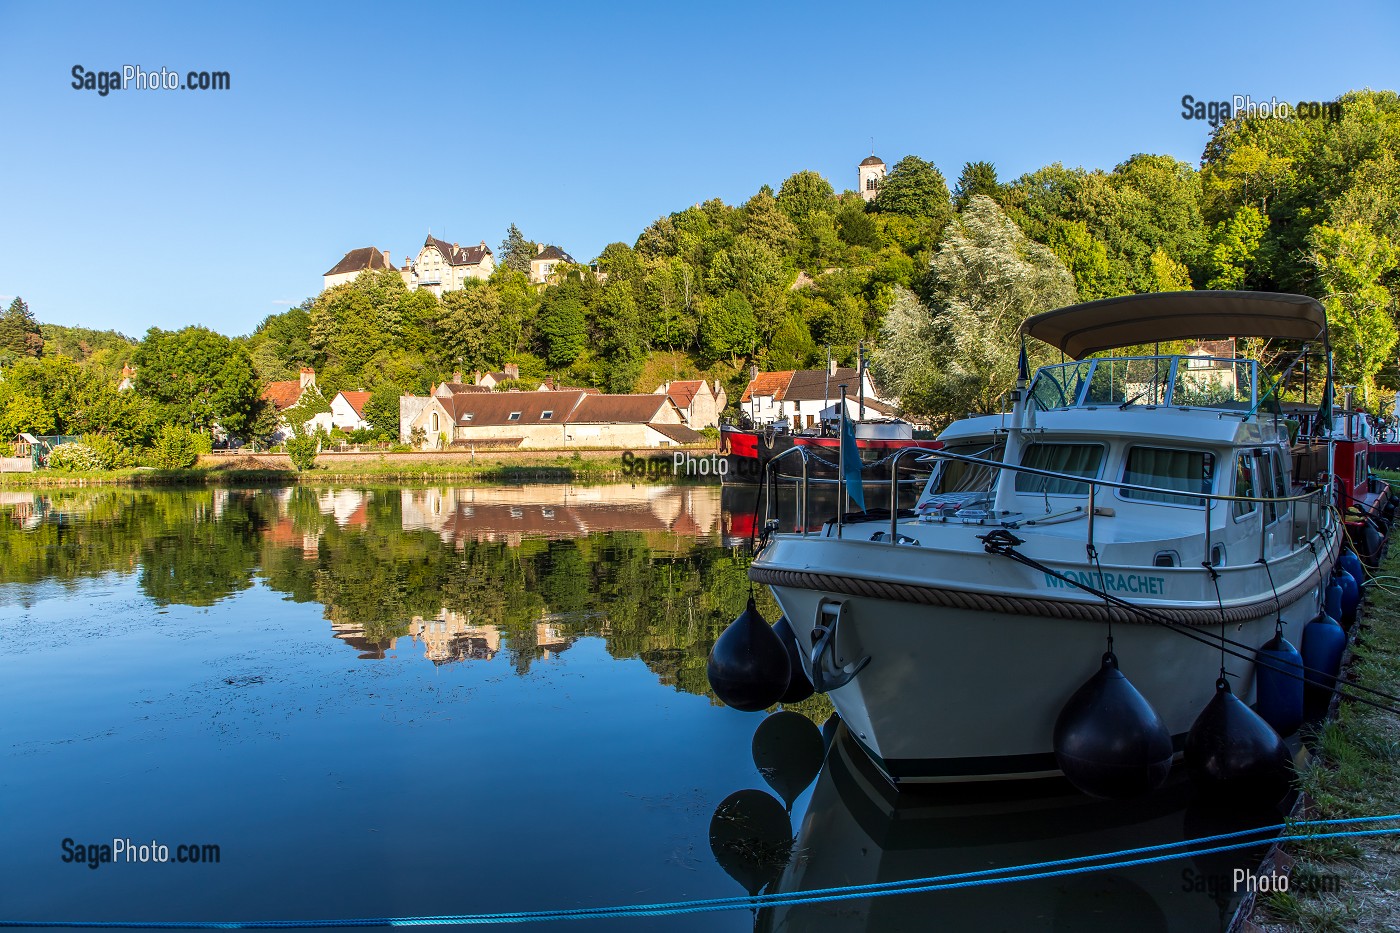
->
{"left": 410, "top": 236, "right": 494, "bottom": 297}
{"left": 323, "top": 248, "right": 396, "bottom": 290}
{"left": 529, "top": 244, "right": 576, "bottom": 285}
{"left": 322, "top": 235, "right": 494, "bottom": 296}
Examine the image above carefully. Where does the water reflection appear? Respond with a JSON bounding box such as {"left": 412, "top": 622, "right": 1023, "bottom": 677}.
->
{"left": 0, "top": 484, "right": 765, "bottom": 696}
{"left": 711, "top": 717, "right": 1282, "bottom": 932}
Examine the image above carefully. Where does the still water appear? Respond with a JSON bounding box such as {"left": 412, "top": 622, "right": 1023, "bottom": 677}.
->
{"left": 0, "top": 484, "right": 1274, "bottom": 931}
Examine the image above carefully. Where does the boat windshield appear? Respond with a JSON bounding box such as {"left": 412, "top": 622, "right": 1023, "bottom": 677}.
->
{"left": 917, "top": 442, "right": 1005, "bottom": 512}
{"left": 1030, "top": 355, "right": 1256, "bottom": 411}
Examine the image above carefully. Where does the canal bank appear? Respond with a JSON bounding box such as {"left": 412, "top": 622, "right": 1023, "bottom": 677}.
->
{"left": 1249, "top": 484, "right": 1400, "bottom": 931}
{"left": 0, "top": 446, "right": 726, "bottom": 488}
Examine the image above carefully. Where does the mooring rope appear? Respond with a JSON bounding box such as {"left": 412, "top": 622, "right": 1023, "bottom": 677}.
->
{"left": 983, "top": 537, "right": 1400, "bottom": 715}
{"left": 5, "top": 816, "right": 1398, "bottom": 928}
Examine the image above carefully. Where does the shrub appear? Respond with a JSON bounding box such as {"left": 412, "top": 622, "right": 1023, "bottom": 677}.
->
{"left": 285, "top": 433, "right": 320, "bottom": 471}
{"left": 46, "top": 442, "right": 103, "bottom": 472}
{"left": 148, "top": 424, "right": 202, "bottom": 469}
{"left": 81, "top": 433, "right": 136, "bottom": 470}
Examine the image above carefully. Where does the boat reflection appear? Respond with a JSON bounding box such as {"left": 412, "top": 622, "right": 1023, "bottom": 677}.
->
{"left": 714, "top": 719, "right": 1281, "bottom": 933}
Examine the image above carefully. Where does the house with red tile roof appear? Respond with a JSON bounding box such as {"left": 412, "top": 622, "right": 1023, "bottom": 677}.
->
{"left": 738, "top": 362, "right": 890, "bottom": 430}
{"left": 330, "top": 390, "right": 373, "bottom": 432}
{"left": 261, "top": 368, "right": 332, "bottom": 441}
{"left": 652, "top": 379, "right": 727, "bottom": 429}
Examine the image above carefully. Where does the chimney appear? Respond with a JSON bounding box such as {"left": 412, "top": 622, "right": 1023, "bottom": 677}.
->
{"left": 544, "top": 376, "right": 554, "bottom": 390}
{"left": 828, "top": 357, "right": 838, "bottom": 376}
{"left": 536, "top": 242, "right": 544, "bottom": 253}
{"left": 299, "top": 367, "right": 315, "bottom": 389}
{"left": 505, "top": 363, "right": 520, "bottom": 379}
{"left": 452, "top": 371, "right": 463, "bottom": 384}
{"left": 383, "top": 250, "right": 391, "bottom": 267}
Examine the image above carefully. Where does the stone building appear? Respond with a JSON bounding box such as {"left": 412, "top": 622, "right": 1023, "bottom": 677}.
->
{"left": 323, "top": 247, "right": 396, "bottom": 290}
{"left": 529, "top": 244, "right": 576, "bottom": 285}
{"left": 652, "top": 379, "right": 727, "bottom": 429}
{"left": 859, "top": 154, "right": 886, "bottom": 202}
{"left": 400, "top": 388, "right": 702, "bottom": 449}
{"left": 409, "top": 236, "right": 494, "bottom": 297}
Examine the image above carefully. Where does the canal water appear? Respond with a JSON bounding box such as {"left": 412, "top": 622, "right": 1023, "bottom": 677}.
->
{"left": 0, "top": 484, "right": 1277, "bottom": 931}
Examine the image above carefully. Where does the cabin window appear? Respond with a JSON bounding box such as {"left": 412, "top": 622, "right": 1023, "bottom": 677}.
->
{"left": 1233, "top": 453, "right": 1257, "bottom": 519}
{"left": 540, "top": 410, "right": 554, "bottom": 420}
{"left": 1122, "top": 446, "right": 1214, "bottom": 506}
{"left": 508, "top": 412, "right": 522, "bottom": 421}
{"left": 1015, "top": 443, "right": 1104, "bottom": 496}
{"left": 923, "top": 442, "right": 1004, "bottom": 499}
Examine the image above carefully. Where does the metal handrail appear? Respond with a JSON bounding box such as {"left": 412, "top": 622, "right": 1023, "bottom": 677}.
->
{"left": 875, "top": 447, "right": 1333, "bottom": 565}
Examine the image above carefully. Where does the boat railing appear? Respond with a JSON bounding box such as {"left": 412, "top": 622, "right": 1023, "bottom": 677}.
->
{"left": 762, "top": 445, "right": 1335, "bottom": 571}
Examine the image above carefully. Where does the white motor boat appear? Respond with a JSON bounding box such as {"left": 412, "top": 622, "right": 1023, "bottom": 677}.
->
{"left": 748, "top": 291, "right": 1341, "bottom": 785}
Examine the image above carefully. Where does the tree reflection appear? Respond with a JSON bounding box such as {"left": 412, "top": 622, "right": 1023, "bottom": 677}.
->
{"left": 0, "top": 485, "right": 802, "bottom": 706}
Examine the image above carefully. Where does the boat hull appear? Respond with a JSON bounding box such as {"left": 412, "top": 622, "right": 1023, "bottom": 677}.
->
{"left": 755, "top": 531, "right": 1333, "bottom": 785}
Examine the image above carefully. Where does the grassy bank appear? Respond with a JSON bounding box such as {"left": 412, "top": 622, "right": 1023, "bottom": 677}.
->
{"left": 1258, "top": 497, "right": 1400, "bottom": 930}
{"left": 0, "top": 448, "right": 725, "bottom": 487}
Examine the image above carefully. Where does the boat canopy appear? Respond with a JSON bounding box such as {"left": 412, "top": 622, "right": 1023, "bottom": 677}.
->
{"left": 1021, "top": 291, "right": 1328, "bottom": 360}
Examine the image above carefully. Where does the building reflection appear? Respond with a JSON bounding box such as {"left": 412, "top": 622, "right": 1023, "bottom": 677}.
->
{"left": 401, "top": 484, "right": 721, "bottom": 545}
{"left": 328, "top": 608, "right": 579, "bottom": 666}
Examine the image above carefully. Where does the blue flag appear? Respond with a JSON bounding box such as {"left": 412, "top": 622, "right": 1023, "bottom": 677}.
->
{"left": 841, "top": 412, "right": 866, "bottom": 513}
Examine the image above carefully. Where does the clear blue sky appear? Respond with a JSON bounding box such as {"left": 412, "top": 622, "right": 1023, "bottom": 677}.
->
{"left": 1, "top": 0, "right": 1396, "bottom": 339}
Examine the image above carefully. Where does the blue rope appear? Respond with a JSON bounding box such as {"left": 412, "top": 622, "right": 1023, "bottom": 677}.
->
{"left": 6, "top": 815, "right": 1397, "bottom": 928}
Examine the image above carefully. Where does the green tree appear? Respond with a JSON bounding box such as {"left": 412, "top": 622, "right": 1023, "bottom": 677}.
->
{"left": 872, "top": 197, "right": 1077, "bottom": 425}
{"left": 740, "top": 191, "right": 800, "bottom": 256}
{"left": 0, "top": 297, "right": 43, "bottom": 358}
{"left": 438, "top": 279, "right": 504, "bottom": 371}
{"left": 872, "top": 156, "right": 953, "bottom": 226}
{"left": 536, "top": 290, "right": 588, "bottom": 368}
{"left": 699, "top": 292, "right": 758, "bottom": 364}
{"left": 362, "top": 383, "right": 403, "bottom": 440}
{"left": 132, "top": 326, "right": 261, "bottom": 438}
{"left": 1205, "top": 205, "right": 1268, "bottom": 289}
{"left": 1310, "top": 221, "right": 1399, "bottom": 405}
{"left": 499, "top": 223, "right": 535, "bottom": 274}
{"left": 952, "top": 161, "right": 1000, "bottom": 210}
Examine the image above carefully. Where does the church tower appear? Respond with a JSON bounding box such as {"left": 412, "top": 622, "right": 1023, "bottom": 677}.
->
{"left": 859, "top": 154, "right": 886, "bottom": 202}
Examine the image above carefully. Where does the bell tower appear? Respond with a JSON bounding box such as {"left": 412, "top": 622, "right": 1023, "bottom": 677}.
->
{"left": 858, "top": 153, "right": 886, "bottom": 202}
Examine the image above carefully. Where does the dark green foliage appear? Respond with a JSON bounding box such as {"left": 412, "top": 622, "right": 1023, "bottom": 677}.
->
{"left": 133, "top": 326, "right": 261, "bottom": 438}
{"left": 872, "top": 156, "right": 953, "bottom": 225}
{"left": 953, "top": 160, "right": 1001, "bottom": 210}
{"left": 537, "top": 289, "right": 588, "bottom": 368}
{"left": 499, "top": 223, "right": 535, "bottom": 274}
{"left": 148, "top": 423, "right": 203, "bottom": 469}
{"left": 362, "top": 383, "right": 403, "bottom": 439}
{"left": 0, "top": 297, "right": 43, "bottom": 358}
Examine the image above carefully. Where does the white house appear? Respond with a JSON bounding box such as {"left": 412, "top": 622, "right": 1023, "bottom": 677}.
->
{"left": 329, "top": 391, "right": 372, "bottom": 432}
{"left": 738, "top": 363, "right": 889, "bottom": 429}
